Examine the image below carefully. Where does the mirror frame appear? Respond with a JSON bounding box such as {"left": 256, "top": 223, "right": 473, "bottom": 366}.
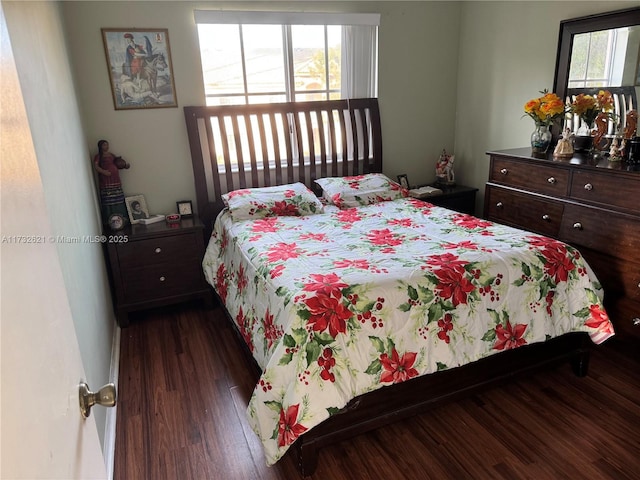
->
{"left": 552, "top": 6, "right": 640, "bottom": 138}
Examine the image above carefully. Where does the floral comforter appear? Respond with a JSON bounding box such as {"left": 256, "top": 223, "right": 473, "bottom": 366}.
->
{"left": 202, "top": 198, "right": 614, "bottom": 465}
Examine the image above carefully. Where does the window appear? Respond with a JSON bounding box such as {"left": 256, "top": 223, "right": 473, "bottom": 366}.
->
{"left": 568, "top": 27, "right": 629, "bottom": 88}
{"left": 194, "top": 11, "right": 379, "bottom": 106}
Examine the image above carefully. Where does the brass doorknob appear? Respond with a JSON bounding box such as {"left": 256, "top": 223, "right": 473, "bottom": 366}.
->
{"left": 79, "top": 382, "right": 116, "bottom": 418}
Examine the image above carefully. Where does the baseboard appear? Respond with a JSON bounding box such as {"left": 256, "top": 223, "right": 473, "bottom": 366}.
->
{"left": 103, "top": 321, "right": 121, "bottom": 480}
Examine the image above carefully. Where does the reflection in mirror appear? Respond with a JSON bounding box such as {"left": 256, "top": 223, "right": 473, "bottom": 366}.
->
{"left": 552, "top": 7, "right": 640, "bottom": 140}
{"left": 568, "top": 26, "right": 640, "bottom": 88}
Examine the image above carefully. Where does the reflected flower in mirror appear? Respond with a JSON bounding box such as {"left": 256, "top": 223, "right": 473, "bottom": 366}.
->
{"left": 570, "top": 90, "right": 614, "bottom": 133}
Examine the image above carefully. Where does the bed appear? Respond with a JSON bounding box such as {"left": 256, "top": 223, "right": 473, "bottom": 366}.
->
{"left": 184, "top": 98, "right": 615, "bottom": 476}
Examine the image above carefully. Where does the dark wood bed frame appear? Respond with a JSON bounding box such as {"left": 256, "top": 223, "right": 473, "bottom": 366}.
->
{"left": 184, "top": 98, "right": 382, "bottom": 236}
{"left": 184, "top": 98, "right": 591, "bottom": 477}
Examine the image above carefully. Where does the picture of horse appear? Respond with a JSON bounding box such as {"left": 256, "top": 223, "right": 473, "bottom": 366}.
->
{"left": 101, "top": 28, "right": 177, "bottom": 110}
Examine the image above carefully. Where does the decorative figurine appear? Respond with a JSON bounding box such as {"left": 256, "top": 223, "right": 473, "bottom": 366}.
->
{"left": 608, "top": 137, "right": 623, "bottom": 162}
{"left": 591, "top": 112, "right": 611, "bottom": 151}
{"left": 553, "top": 128, "right": 574, "bottom": 159}
{"left": 93, "top": 139, "right": 131, "bottom": 227}
{"left": 435, "top": 149, "right": 455, "bottom": 186}
{"left": 624, "top": 109, "right": 638, "bottom": 140}
{"left": 620, "top": 138, "right": 628, "bottom": 161}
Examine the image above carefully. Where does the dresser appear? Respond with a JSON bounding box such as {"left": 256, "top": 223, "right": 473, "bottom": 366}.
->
{"left": 485, "top": 147, "right": 640, "bottom": 343}
{"left": 105, "top": 217, "right": 212, "bottom": 327}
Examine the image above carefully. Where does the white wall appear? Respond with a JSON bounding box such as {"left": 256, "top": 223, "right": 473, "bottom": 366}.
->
{"left": 61, "top": 1, "right": 462, "bottom": 212}
{"left": 3, "top": 1, "right": 116, "bottom": 449}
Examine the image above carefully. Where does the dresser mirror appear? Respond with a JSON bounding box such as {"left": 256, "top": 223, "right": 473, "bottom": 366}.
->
{"left": 552, "top": 7, "right": 640, "bottom": 139}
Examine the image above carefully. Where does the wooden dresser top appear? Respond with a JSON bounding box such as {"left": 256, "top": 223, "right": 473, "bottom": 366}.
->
{"left": 486, "top": 147, "right": 640, "bottom": 177}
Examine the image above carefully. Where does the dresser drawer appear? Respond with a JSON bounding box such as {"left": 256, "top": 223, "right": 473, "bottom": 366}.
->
{"left": 485, "top": 186, "right": 563, "bottom": 237}
{"left": 569, "top": 169, "right": 640, "bottom": 214}
{"left": 559, "top": 204, "right": 640, "bottom": 264}
{"left": 489, "top": 157, "right": 569, "bottom": 197}
{"left": 486, "top": 149, "right": 640, "bottom": 345}
{"left": 580, "top": 250, "right": 640, "bottom": 304}
{"left": 116, "top": 232, "right": 199, "bottom": 268}
{"left": 121, "top": 261, "right": 204, "bottom": 304}
{"left": 602, "top": 296, "right": 640, "bottom": 340}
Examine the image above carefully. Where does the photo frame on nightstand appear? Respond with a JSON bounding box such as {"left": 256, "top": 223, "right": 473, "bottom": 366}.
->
{"left": 125, "top": 194, "right": 150, "bottom": 225}
{"left": 397, "top": 174, "right": 410, "bottom": 189}
{"left": 176, "top": 200, "right": 193, "bottom": 218}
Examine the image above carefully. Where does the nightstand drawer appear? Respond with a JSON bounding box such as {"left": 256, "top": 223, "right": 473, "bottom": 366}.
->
{"left": 104, "top": 217, "right": 212, "bottom": 327}
{"left": 117, "top": 233, "right": 199, "bottom": 267}
{"left": 485, "top": 186, "right": 563, "bottom": 237}
{"left": 121, "top": 262, "right": 203, "bottom": 304}
{"left": 490, "top": 157, "right": 569, "bottom": 197}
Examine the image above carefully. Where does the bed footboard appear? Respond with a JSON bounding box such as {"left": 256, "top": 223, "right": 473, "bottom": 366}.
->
{"left": 291, "top": 332, "right": 590, "bottom": 477}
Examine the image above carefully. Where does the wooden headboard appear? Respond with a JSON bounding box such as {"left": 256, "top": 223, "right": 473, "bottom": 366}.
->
{"left": 184, "top": 98, "right": 383, "bottom": 230}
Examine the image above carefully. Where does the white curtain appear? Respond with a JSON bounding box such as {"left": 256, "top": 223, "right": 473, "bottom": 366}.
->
{"left": 341, "top": 25, "right": 378, "bottom": 99}
{"left": 194, "top": 10, "right": 380, "bottom": 100}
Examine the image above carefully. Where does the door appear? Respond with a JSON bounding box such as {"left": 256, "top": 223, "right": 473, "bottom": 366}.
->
{"left": 0, "top": 8, "right": 107, "bottom": 479}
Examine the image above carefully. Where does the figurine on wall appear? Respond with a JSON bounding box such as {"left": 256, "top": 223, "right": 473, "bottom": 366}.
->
{"left": 93, "top": 139, "right": 130, "bottom": 226}
{"left": 553, "top": 128, "right": 574, "bottom": 159}
{"left": 435, "top": 149, "right": 455, "bottom": 186}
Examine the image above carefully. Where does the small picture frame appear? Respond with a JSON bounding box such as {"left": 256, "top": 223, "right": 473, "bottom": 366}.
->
{"left": 176, "top": 200, "right": 193, "bottom": 218}
{"left": 108, "top": 213, "right": 127, "bottom": 231}
{"left": 125, "top": 195, "right": 150, "bottom": 224}
{"left": 397, "top": 174, "right": 410, "bottom": 189}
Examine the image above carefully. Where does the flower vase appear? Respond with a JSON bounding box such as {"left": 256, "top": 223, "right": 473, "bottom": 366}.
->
{"left": 573, "top": 122, "right": 594, "bottom": 154}
{"left": 531, "top": 124, "right": 552, "bottom": 155}
{"left": 573, "top": 135, "right": 593, "bottom": 153}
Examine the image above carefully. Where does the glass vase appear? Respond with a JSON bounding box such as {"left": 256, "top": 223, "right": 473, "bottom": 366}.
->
{"left": 573, "top": 121, "right": 594, "bottom": 154}
{"left": 531, "top": 123, "right": 552, "bottom": 155}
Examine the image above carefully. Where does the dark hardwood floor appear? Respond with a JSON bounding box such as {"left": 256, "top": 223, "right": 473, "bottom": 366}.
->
{"left": 114, "top": 302, "right": 640, "bottom": 480}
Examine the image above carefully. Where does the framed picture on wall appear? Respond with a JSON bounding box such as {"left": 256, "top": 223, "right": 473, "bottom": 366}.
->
{"left": 101, "top": 28, "right": 178, "bottom": 110}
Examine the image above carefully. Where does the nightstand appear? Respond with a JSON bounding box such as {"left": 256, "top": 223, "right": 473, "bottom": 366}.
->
{"left": 105, "top": 217, "right": 212, "bottom": 327}
{"left": 420, "top": 184, "right": 478, "bottom": 215}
